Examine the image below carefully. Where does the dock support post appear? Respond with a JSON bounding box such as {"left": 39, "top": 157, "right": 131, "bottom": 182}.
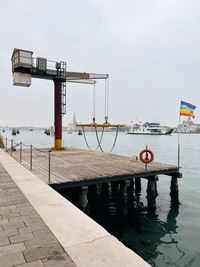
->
{"left": 111, "top": 181, "right": 119, "bottom": 195}
{"left": 135, "top": 178, "right": 141, "bottom": 193}
{"left": 119, "top": 181, "right": 126, "bottom": 195}
{"left": 170, "top": 175, "right": 180, "bottom": 206}
{"left": 127, "top": 179, "right": 134, "bottom": 194}
{"left": 146, "top": 176, "right": 157, "bottom": 211}
{"left": 88, "top": 185, "right": 97, "bottom": 195}
{"left": 101, "top": 183, "right": 109, "bottom": 197}
{"left": 127, "top": 179, "right": 135, "bottom": 203}
{"left": 87, "top": 184, "right": 97, "bottom": 205}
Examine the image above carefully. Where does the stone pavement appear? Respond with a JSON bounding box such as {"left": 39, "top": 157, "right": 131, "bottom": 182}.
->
{"left": 0, "top": 163, "right": 77, "bottom": 267}
{"left": 0, "top": 149, "right": 150, "bottom": 267}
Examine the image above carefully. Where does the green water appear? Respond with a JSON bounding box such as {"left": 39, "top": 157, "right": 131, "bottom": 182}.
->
{"left": 2, "top": 130, "right": 200, "bottom": 266}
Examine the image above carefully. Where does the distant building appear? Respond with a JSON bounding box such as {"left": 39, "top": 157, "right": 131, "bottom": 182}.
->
{"left": 176, "top": 117, "right": 200, "bottom": 133}
{"left": 66, "top": 113, "right": 77, "bottom": 131}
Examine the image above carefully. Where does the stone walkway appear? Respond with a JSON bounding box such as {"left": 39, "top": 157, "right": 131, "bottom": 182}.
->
{"left": 0, "top": 163, "right": 77, "bottom": 267}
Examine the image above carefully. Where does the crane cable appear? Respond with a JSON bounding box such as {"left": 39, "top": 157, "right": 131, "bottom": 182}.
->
{"left": 95, "top": 125, "right": 119, "bottom": 153}
{"left": 82, "top": 78, "right": 119, "bottom": 153}
{"left": 82, "top": 82, "right": 104, "bottom": 150}
{"left": 94, "top": 78, "right": 119, "bottom": 153}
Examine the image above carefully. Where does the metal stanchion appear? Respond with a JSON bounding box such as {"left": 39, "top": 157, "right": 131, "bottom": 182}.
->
{"left": 30, "top": 145, "right": 32, "bottom": 170}
{"left": 5, "top": 138, "right": 7, "bottom": 150}
{"left": 11, "top": 140, "right": 13, "bottom": 156}
{"left": 48, "top": 150, "right": 51, "bottom": 184}
{"left": 20, "top": 142, "right": 22, "bottom": 162}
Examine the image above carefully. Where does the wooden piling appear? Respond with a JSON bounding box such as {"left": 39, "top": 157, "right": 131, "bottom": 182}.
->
{"left": 135, "top": 178, "right": 141, "bottom": 193}
{"left": 170, "top": 175, "right": 180, "bottom": 206}
{"left": 146, "top": 176, "right": 157, "bottom": 211}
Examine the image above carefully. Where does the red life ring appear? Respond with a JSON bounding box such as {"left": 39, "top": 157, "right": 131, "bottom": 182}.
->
{"left": 139, "top": 148, "right": 154, "bottom": 164}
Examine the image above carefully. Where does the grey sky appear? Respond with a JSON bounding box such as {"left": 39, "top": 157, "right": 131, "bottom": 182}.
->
{"left": 0, "top": 0, "right": 200, "bottom": 127}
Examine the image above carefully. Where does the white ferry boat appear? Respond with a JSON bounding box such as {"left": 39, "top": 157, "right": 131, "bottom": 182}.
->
{"left": 127, "top": 122, "right": 174, "bottom": 135}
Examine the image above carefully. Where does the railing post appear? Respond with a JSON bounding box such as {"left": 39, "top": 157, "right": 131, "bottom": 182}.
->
{"left": 20, "top": 142, "right": 22, "bottom": 162}
{"left": 5, "top": 138, "right": 7, "bottom": 150}
{"left": 11, "top": 139, "right": 13, "bottom": 156}
{"left": 48, "top": 150, "right": 51, "bottom": 184}
{"left": 30, "top": 145, "right": 32, "bottom": 170}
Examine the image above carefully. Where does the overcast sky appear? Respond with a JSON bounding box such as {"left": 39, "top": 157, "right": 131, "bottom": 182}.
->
{"left": 0, "top": 0, "right": 200, "bottom": 127}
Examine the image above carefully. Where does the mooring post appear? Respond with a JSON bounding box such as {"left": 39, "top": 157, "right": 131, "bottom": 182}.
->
{"left": 170, "top": 175, "right": 180, "bottom": 207}
{"left": 146, "top": 176, "right": 157, "bottom": 211}
{"left": 5, "top": 138, "right": 7, "bottom": 150}
{"left": 135, "top": 178, "right": 141, "bottom": 193}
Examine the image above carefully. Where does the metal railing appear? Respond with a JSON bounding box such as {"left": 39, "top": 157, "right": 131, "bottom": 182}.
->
{"left": 2, "top": 137, "right": 52, "bottom": 184}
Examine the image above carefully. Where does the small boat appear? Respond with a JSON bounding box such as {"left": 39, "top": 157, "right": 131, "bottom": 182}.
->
{"left": 12, "top": 128, "right": 17, "bottom": 135}
{"left": 44, "top": 129, "right": 50, "bottom": 135}
{"left": 127, "top": 122, "right": 174, "bottom": 135}
{"left": 78, "top": 129, "right": 83, "bottom": 135}
{"left": 2, "top": 129, "right": 5, "bottom": 133}
{"left": 17, "top": 129, "right": 20, "bottom": 134}
{"left": 67, "top": 130, "right": 73, "bottom": 134}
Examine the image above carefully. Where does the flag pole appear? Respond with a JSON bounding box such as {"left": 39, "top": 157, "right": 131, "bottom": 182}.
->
{"left": 178, "top": 114, "right": 181, "bottom": 167}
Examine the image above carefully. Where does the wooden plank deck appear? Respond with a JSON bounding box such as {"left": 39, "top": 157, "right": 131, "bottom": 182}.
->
{"left": 11, "top": 147, "right": 181, "bottom": 188}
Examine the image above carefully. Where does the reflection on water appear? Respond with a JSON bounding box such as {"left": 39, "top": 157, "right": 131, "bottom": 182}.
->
{"left": 56, "top": 182, "right": 198, "bottom": 267}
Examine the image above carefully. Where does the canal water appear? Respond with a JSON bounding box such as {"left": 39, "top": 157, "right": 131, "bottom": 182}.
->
{"left": 2, "top": 130, "right": 200, "bottom": 267}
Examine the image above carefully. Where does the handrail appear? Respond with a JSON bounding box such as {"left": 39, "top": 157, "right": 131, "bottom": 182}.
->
{"left": 32, "top": 145, "right": 50, "bottom": 153}
{"left": 2, "top": 137, "right": 52, "bottom": 184}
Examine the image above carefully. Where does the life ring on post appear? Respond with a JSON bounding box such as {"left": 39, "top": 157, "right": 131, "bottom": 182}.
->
{"left": 139, "top": 147, "right": 154, "bottom": 164}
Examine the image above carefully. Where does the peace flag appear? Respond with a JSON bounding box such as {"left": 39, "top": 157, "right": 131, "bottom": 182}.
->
{"left": 180, "top": 101, "right": 196, "bottom": 118}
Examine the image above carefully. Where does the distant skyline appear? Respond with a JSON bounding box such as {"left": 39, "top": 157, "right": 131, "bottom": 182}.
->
{"left": 1, "top": 0, "right": 200, "bottom": 127}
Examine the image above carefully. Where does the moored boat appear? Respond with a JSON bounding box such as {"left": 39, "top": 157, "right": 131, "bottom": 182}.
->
{"left": 78, "top": 129, "right": 83, "bottom": 135}
{"left": 12, "top": 128, "right": 17, "bottom": 135}
{"left": 44, "top": 129, "right": 50, "bottom": 135}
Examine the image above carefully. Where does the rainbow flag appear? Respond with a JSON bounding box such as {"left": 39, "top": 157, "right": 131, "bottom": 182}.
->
{"left": 180, "top": 101, "right": 196, "bottom": 118}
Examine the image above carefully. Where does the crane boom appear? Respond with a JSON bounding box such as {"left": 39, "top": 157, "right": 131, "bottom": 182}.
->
{"left": 66, "top": 72, "right": 108, "bottom": 81}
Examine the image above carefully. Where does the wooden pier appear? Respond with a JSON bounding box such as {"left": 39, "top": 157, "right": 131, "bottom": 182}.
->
{"left": 11, "top": 147, "right": 182, "bottom": 209}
